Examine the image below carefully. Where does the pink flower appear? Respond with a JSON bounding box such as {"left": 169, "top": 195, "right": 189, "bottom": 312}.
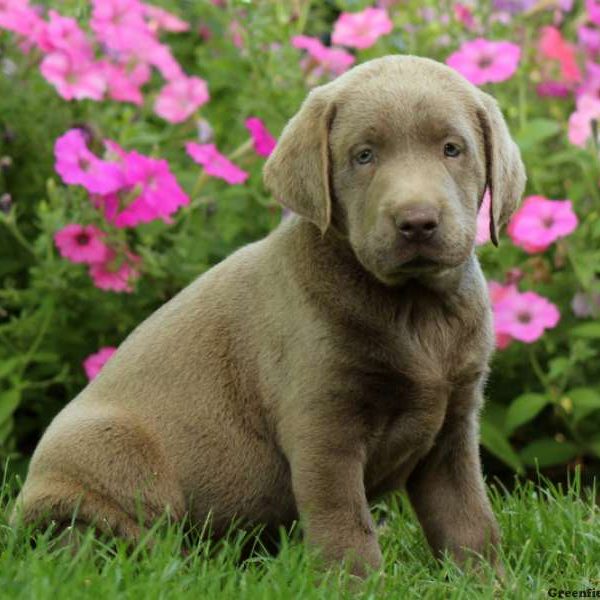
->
{"left": 587, "top": 0, "right": 600, "bottom": 26}
{"left": 83, "top": 346, "right": 117, "bottom": 380}
{"left": 89, "top": 250, "right": 140, "bottom": 293}
{"left": 578, "top": 25, "right": 600, "bottom": 58}
{"left": 143, "top": 4, "right": 189, "bottom": 33}
{"left": 493, "top": 289, "right": 560, "bottom": 344}
{"left": 54, "top": 224, "right": 111, "bottom": 264}
{"left": 54, "top": 129, "right": 123, "bottom": 194}
{"left": 44, "top": 10, "right": 93, "bottom": 57}
{"left": 446, "top": 38, "right": 521, "bottom": 85}
{"left": 476, "top": 189, "right": 491, "bottom": 245}
{"left": 101, "top": 59, "right": 149, "bottom": 105}
{"left": 291, "top": 35, "right": 355, "bottom": 78}
{"left": 488, "top": 281, "right": 519, "bottom": 348}
{"left": 0, "top": 1, "right": 46, "bottom": 45}
{"left": 454, "top": 3, "right": 476, "bottom": 29}
{"left": 568, "top": 94, "right": 600, "bottom": 146}
{"left": 90, "top": 0, "right": 148, "bottom": 51}
{"left": 154, "top": 76, "right": 210, "bottom": 123}
{"left": 507, "top": 195, "right": 578, "bottom": 253}
{"left": 97, "top": 142, "right": 190, "bottom": 227}
{"left": 185, "top": 142, "right": 249, "bottom": 185}
{"left": 331, "top": 7, "right": 393, "bottom": 50}
{"left": 40, "top": 51, "right": 106, "bottom": 101}
{"left": 536, "top": 81, "right": 572, "bottom": 97}
{"left": 577, "top": 62, "right": 600, "bottom": 101}
{"left": 245, "top": 117, "right": 276, "bottom": 157}
{"left": 538, "top": 26, "right": 581, "bottom": 84}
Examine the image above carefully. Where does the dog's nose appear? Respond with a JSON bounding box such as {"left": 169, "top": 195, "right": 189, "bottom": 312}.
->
{"left": 396, "top": 206, "right": 439, "bottom": 242}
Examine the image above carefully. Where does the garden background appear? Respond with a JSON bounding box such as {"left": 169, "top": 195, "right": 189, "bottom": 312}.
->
{"left": 1, "top": 0, "right": 600, "bottom": 491}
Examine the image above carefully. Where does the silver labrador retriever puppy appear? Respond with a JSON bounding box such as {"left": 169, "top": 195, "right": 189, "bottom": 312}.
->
{"left": 13, "top": 55, "right": 525, "bottom": 577}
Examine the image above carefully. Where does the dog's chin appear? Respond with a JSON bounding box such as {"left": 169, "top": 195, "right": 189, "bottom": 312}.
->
{"left": 373, "top": 254, "right": 464, "bottom": 287}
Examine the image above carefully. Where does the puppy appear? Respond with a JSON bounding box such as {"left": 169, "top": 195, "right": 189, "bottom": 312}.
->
{"left": 12, "top": 55, "right": 525, "bottom": 577}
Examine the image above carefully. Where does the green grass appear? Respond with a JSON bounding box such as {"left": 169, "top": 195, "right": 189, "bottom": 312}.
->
{"left": 1, "top": 473, "right": 599, "bottom": 599}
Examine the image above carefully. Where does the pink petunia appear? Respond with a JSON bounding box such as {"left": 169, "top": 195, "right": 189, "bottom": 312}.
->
{"left": 96, "top": 142, "right": 190, "bottom": 227}
{"left": 54, "top": 129, "right": 123, "bottom": 194}
{"left": 454, "top": 3, "right": 476, "bottom": 29}
{"left": 578, "top": 25, "right": 600, "bottom": 58}
{"left": 488, "top": 281, "right": 520, "bottom": 349}
{"left": 54, "top": 224, "right": 111, "bottom": 264}
{"left": 476, "top": 189, "right": 491, "bottom": 245}
{"left": 83, "top": 346, "right": 117, "bottom": 380}
{"left": 44, "top": 10, "right": 93, "bottom": 57}
{"left": 0, "top": 0, "right": 46, "bottom": 46}
{"left": 185, "top": 142, "right": 249, "bottom": 185}
{"left": 446, "top": 38, "right": 521, "bottom": 85}
{"left": 331, "top": 7, "right": 393, "bottom": 50}
{"left": 568, "top": 94, "right": 600, "bottom": 146}
{"left": 89, "top": 250, "right": 141, "bottom": 293}
{"left": 538, "top": 26, "right": 581, "bottom": 84}
{"left": 245, "top": 117, "right": 276, "bottom": 157}
{"left": 291, "top": 35, "right": 355, "bottom": 78}
{"left": 100, "top": 59, "right": 149, "bottom": 105}
{"left": 154, "top": 76, "right": 210, "bottom": 123}
{"left": 143, "top": 4, "right": 189, "bottom": 33}
{"left": 507, "top": 195, "right": 578, "bottom": 253}
{"left": 587, "top": 0, "right": 600, "bottom": 26}
{"left": 40, "top": 51, "right": 106, "bottom": 101}
{"left": 493, "top": 289, "right": 560, "bottom": 344}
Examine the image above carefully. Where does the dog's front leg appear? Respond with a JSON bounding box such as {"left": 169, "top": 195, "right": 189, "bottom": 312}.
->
{"left": 406, "top": 384, "right": 503, "bottom": 574}
{"left": 288, "top": 433, "right": 382, "bottom": 578}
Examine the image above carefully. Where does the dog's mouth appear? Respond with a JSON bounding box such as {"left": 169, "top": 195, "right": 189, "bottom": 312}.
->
{"left": 394, "top": 256, "right": 441, "bottom": 273}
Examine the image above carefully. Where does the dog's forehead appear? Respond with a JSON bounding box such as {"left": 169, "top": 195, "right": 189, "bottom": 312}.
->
{"left": 329, "top": 58, "right": 480, "bottom": 144}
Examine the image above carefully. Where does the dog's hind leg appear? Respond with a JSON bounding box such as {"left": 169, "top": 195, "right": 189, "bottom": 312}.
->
{"left": 10, "top": 404, "right": 186, "bottom": 543}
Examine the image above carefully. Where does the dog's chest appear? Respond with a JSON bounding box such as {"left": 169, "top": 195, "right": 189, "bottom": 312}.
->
{"left": 358, "top": 296, "right": 488, "bottom": 493}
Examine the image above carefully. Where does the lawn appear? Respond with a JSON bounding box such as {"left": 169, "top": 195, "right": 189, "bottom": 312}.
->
{"left": 1, "top": 473, "right": 598, "bottom": 599}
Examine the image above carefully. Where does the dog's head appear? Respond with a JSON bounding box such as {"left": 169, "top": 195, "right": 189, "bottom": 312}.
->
{"left": 264, "top": 55, "right": 526, "bottom": 286}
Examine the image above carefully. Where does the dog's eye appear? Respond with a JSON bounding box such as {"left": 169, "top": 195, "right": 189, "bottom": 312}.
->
{"left": 355, "top": 148, "right": 374, "bottom": 165}
{"left": 443, "top": 143, "right": 461, "bottom": 158}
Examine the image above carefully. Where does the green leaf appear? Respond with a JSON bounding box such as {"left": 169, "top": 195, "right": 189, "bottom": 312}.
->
{"left": 0, "top": 389, "right": 20, "bottom": 425}
{"left": 588, "top": 437, "right": 600, "bottom": 459}
{"left": 505, "top": 393, "right": 549, "bottom": 433}
{"left": 567, "top": 387, "right": 600, "bottom": 423}
{"left": 480, "top": 418, "right": 524, "bottom": 474}
{"left": 520, "top": 438, "right": 579, "bottom": 467}
{"left": 515, "top": 119, "right": 561, "bottom": 152}
{"left": 571, "top": 323, "right": 600, "bottom": 339}
{"left": 0, "top": 357, "right": 20, "bottom": 380}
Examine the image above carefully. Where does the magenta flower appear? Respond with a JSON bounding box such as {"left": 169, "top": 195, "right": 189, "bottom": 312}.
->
{"left": 578, "top": 26, "right": 600, "bottom": 58}
{"left": 331, "top": 7, "right": 393, "bottom": 50}
{"left": 587, "top": 0, "right": 600, "bottom": 26}
{"left": 291, "top": 35, "right": 355, "bottom": 78}
{"left": 446, "top": 38, "right": 521, "bottom": 85}
{"left": 89, "top": 251, "right": 140, "bottom": 293}
{"left": 507, "top": 195, "right": 578, "bottom": 253}
{"left": 476, "top": 189, "right": 491, "bottom": 245}
{"left": 154, "top": 76, "right": 210, "bottom": 123}
{"left": 493, "top": 289, "right": 560, "bottom": 344}
{"left": 245, "top": 117, "right": 277, "bottom": 157}
{"left": 54, "top": 224, "right": 111, "bottom": 264}
{"left": 186, "top": 142, "right": 249, "bottom": 185}
{"left": 0, "top": 1, "right": 46, "bottom": 45}
{"left": 101, "top": 59, "right": 149, "bottom": 105}
{"left": 90, "top": 0, "right": 148, "bottom": 52}
{"left": 83, "top": 346, "right": 117, "bottom": 380}
{"left": 568, "top": 94, "right": 600, "bottom": 146}
{"left": 40, "top": 51, "right": 106, "bottom": 101}
{"left": 97, "top": 142, "right": 190, "bottom": 227}
{"left": 54, "top": 129, "right": 123, "bottom": 194}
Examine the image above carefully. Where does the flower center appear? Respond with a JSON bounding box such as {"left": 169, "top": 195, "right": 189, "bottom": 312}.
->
{"left": 76, "top": 232, "right": 90, "bottom": 246}
{"left": 517, "top": 311, "right": 532, "bottom": 324}
{"left": 542, "top": 216, "right": 554, "bottom": 228}
{"left": 78, "top": 156, "right": 91, "bottom": 172}
{"left": 478, "top": 55, "right": 494, "bottom": 69}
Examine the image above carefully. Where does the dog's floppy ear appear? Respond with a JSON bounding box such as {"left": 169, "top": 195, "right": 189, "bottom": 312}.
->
{"left": 477, "top": 91, "right": 526, "bottom": 246}
{"left": 263, "top": 86, "right": 336, "bottom": 234}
